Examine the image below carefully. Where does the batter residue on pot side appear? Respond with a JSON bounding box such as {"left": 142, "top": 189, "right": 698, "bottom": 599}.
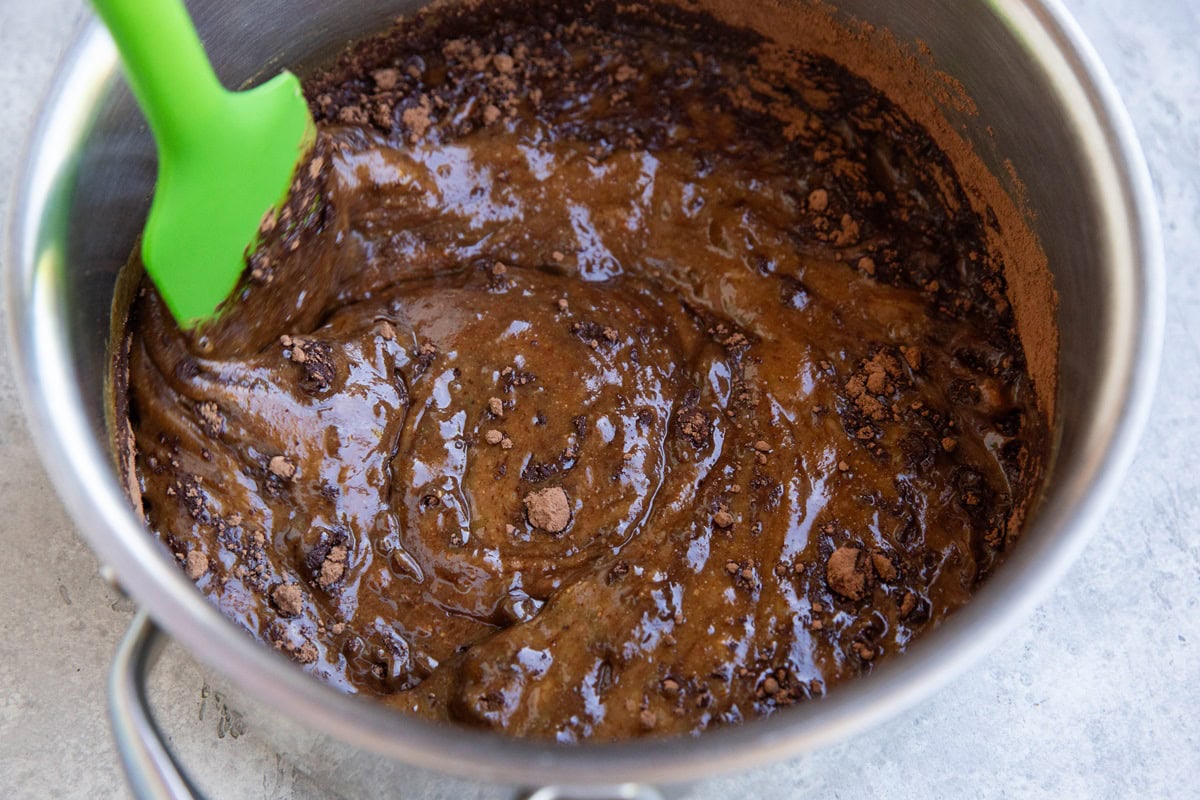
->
{"left": 119, "top": 0, "right": 1048, "bottom": 740}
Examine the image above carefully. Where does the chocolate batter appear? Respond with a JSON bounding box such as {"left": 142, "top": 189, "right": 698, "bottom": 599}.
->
{"left": 118, "top": 0, "right": 1049, "bottom": 740}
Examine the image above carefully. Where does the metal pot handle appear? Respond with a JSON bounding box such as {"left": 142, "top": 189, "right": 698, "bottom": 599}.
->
{"left": 521, "top": 788, "right": 667, "bottom": 800}
{"left": 109, "top": 610, "right": 203, "bottom": 800}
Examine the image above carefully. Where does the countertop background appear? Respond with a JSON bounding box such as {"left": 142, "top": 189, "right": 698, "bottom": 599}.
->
{"left": 2, "top": 0, "right": 1197, "bottom": 797}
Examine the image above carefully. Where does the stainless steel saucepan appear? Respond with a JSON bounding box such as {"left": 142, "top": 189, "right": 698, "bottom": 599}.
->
{"left": 5, "top": 0, "right": 1162, "bottom": 797}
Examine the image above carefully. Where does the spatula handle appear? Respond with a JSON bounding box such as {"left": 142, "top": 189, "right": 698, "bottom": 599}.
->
{"left": 90, "top": 0, "right": 226, "bottom": 150}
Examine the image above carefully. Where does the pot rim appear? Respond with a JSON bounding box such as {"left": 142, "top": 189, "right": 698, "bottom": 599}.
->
{"left": 5, "top": 0, "right": 1163, "bottom": 787}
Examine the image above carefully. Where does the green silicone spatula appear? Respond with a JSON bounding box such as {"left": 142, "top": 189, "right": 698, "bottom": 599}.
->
{"left": 92, "top": 0, "right": 315, "bottom": 328}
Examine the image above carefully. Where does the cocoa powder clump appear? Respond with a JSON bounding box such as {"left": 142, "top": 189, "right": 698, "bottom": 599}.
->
{"left": 269, "top": 455, "right": 296, "bottom": 479}
{"left": 273, "top": 583, "right": 304, "bottom": 617}
{"left": 871, "top": 553, "right": 897, "bottom": 582}
{"left": 184, "top": 550, "right": 208, "bottom": 580}
{"left": 319, "top": 545, "right": 348, "bottom": 588}
{"left": 826, "top": 546, "right": 868, "bottom": 600}
{"left": 524, "top": 487, "right": 572, "bottom": 533}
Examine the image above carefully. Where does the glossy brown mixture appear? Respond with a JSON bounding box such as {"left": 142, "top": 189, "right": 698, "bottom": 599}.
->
{"left": 119, "top": 0, "right": 1048, "bottom": 740}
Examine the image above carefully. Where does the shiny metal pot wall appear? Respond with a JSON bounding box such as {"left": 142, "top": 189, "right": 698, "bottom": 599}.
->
{"left": 6, "top": 0, "right": 1162, "bottom": 797}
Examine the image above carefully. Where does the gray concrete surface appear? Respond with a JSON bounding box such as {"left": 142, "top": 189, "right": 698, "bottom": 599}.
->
{"left": 2, "top": 0, "right": 1198, "bottom": 797}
